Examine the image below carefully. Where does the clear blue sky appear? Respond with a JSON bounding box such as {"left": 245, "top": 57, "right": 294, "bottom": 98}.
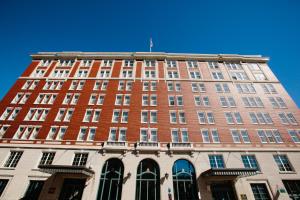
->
{"left": 0, "top": 0, "right": 299, "bottom": 106}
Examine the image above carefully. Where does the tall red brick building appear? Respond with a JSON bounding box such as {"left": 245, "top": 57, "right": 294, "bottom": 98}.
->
{"left": 0, "top": 52, "right": 299, "bottom": 200}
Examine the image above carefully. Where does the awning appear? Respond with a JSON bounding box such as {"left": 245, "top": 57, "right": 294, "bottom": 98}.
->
{"left": 202, "top": 168, "right": 258, "bottom": 177}
{"left": 38, "top": 165, "right": 94, "bottom": 177}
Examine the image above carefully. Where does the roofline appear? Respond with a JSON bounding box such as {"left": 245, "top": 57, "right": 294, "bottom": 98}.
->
{"left": 30, "top": 51, "right": 269, "bottom": 63}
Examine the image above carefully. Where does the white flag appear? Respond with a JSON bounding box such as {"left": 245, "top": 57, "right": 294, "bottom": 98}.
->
{"left": 150, "top": 38, "right": 153, "bottom": 52}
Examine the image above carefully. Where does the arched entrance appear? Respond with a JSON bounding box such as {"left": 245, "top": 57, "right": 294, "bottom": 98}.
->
{"left": 97, "top": 158, "right": 124, "bottom": 200}
{"left": 172, "top": 159, "right": 198, "bottom": 200}
{"left": 135, "top": 158, "right": 160, "bottom": 200}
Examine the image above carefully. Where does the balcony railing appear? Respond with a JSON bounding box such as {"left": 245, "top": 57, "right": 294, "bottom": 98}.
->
{"left": 136, "top": 142, "right": 159, "bottom": 147}
{"left": 170, "top": 142, "right": 192, "bottom": 148}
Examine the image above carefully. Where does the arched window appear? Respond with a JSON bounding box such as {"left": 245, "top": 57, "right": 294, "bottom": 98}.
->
{"left": 136, "top": 158, "right": 160, "bottom": 200}
{"left": 97, "top": 158, "right": 124, "bottom": 200}
{"left": 172, "top": 159, "right": 198, "bottom": 200}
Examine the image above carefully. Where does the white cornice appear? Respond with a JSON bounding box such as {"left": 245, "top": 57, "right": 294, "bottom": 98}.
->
{"left": 30, "top": 52, "right": 269, "bottom": 63}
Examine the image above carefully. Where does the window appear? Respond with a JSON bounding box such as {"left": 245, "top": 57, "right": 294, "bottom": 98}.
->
{"left": 98, "top": 70, "right": 111, "bottom": 78}
{"left": 11, "top": 92, "right": 31, "bottom": 104}
{"left": 230, "top": 72, "right": 249, "bottom": 80}
{"left": 283, "top": 180, "right": 300, "bottom": 200}
{"left": 167, "top": 82, "right": 181, "bottom": 91}
{"left": 22, "top": 80, "right": 39, "bottom": 90}
{"left": 108, "top": 127, "right": 127, "bottom": 142}
{"left": 189, "top": 71, "right": 201, "bottom": 79}
{"left": 167, "top": 60, "right": 177, "bottom": 68}
{"left": 93, "top": 80, "right": 109, "bottom": 91}
{"left": 142, "top": 94, "right": 157, "bottom": 106}
{"left": 101, "top": 59, "right": 113, "bottom": 67}
{"left": 69, "top": 80, "right": 85, "bottom": 90}
{"left": 55, "top": 108, "right": 74, "bottom": 122}
{"left": 212, "top": 72, "right": 224, "bottom": 80}
{"left": 72, "top": 153, "right": 88, "bottom": 166}
{"left": 194, "top": 95, "right": 210, "bottom": 107}
{"left": 136, "top": 159, "right": 160, "bottom": 200}
{"left": 208, "top": 61, "right": 219, "bottom": 69}
{"left": 34, "top": 93, "right": 57, "bottom": 104}
{"left": 83, "top": 109, "right": 101, "bottom": 122}
{"left": 215, "top": 83, "right": 230, "bottom": 93}
{"left": 248, "top": 63, "right": 261, "bottom": 71}
{"left": 225, "top": 62, "right": 242, "bottom": 70}
{"left": 230, "top": 129, "right": 250, "bottom": 143}
{"left": 122, "top": 69, "right": 133, "bottom": 78}
{"left": 117, "top": 80, "right": 133, "bottom": 91}
{"left": 144, "top": 70, "right": 157, "bottom": 78}
{"left": 257, "top": 130, "right": 283, "bottom": 143}
{"left": 63, "top": 93, "right": 80, "bottom": 105}
{"left": 115, "top": 94, "right": 131, "bottom": 106}
{"left": 278, "top": 112, "right": 297, "bottom": 125}
{"left": 219, "top": 96, "right": 236, "bottom": 107}
{"left": 88, "top": 93, "right": 105, "bottom": 105}
{"left": 224, "top": 112, "right": 243, "bottom": 124}
{"left": 80, "top": 59, "right": 92, "bottom": 67}
{"left": 288, "top": 130, "right": 300, "bottom": 143}
{"left": 13, "top": 126, "right": 41, "bottom": 140}
{"left": 0, "top": 107, "right": 21, "bottom": 121}
{"left": 168, "top": 95, "right": 183, "bottom": 106}
{"left": 31, "top": 69, "right": 45, "bottom": 78}
{"left": 142, "top": 81, "right": 157, "bottom": 91}
{"left": 140, "top": 128, "right": 157, "bottom": 142}
{"left": 241, "top": 155, "right": 259, "bottom": 170}
{"left": 242, "top": 97, "right": 264, "bottom": 108}
{"left": 251, "top": 184, "right": 271, "bottom": 200}
{"left": 24, "top": 108, "right": 49, "bottom": 121}
{"left": 141, "top": 110, "right": 157, "bottom": 123}
{"left": 249, "top": 112, "right": 273, "bottom": 124}
{"left": 171, "top": 129, "right": 189, "bottom": 143}
{"left": 167, "top": 71, "right": 179, "bottom": 78}
{"left": 261, "top": 83, "right": 277, "bottom": 94}
{"left": 112, "top": 109, "right": 129, "bottom": 123}
{"left": 209, "top": 155, "right": 225, "bottom": 168}
{"left": 201, "top": 129, "right": 220, "bottom": 143}
{"left": 0, "top": 125, "right": 10, "bottom": 138}
{"left": 98, "top": 158, "right": 124, "bottom": 200}
{"left": 191, "top": 82, "right": 206, "bottom": 92}
{"left": 268, "top": 97, "right": 287, "bottom": 108}
{"left": 57, "top": 59, "right": 74, "bottom": 67}
{"left": 47, "top": 126, "right": 67, "bottom": 140}
{"left": 75, "top": 69, "right": 89, "bottom": 78}
{"left": 0, "top": 179, "right": 8, "bottom": 197}
{"left": 187, "top": 60, "right": 198, "bottom": 68}
{"left": 23, "top": 180, "right": 44, "bottom": 200}
{"left": 4, "top": 151, "right": 23, "bottom": 168}
{"left": 197, "top": 111, "right": 215, "bottom": 124}
{"left": 236, "top": 83, "right": 256, "bottom": 94}
{"left": 144, "top": 60, "right": 156, "bottom": 67}
{"left": 39, "top": 59, "right": 51, "bottom": 67}
{"left": 51, "top": 69, "right": 69, "bottom": 78}
{"left": 124, "top": 59, "right": 135, "bottom": 67}
{"left": 39, "top": 152, "right": 55, "bottom": 165}
{"left": 273, "top": 155, "right": 293, "bottom": 172}
{"left": 77, "top": 127, "right": 97, "bottom": 141}
{"left": 169, "top": 111, "right": 186, "bottom": 124}
{"left": 43, "top": 80, "right": 64, "bottom": 90}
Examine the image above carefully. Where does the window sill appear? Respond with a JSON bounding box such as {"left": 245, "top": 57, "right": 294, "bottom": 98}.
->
{"left": 0, "top": 167, "right": 15, "bottom": 171}
{"left": 279, "top": 171, "right": 297, "bottom": 174}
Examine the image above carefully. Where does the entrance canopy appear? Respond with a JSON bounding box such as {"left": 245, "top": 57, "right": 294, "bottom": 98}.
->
{"left": 38, "top": 165, "right": 94, "bottom": 177}
{"left": 202, "top": 168, "right": 257, "bottom": 177}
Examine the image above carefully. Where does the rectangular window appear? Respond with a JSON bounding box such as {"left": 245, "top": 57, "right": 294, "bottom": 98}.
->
{"left": 51, "top": 69, "right": 69, "bottom": 78}
{"left": 39, "top": 152, "right": 55, "bottom": 165}
{"left": 236, "top": 83, "right": 256, "bottom": 94}
{"left": 75, "top": 69, "right": 89, "bottom": 78}
{"left": 212, "top": 72, "right": 224, "bottom": 80}
{"left": 187, "top": 60, "right": 198, "bottom": 68}
{"left": 167, "top": 60, "right": 177, "bottom": 68}
{"left": 171, "top": 129, "right": 189, "bottom": 143}
{"left": 11, "top": 92, "right": 31, "bottom": 104}
{"left": 22, "top": 80, "right": 39, "bottom": 90}
{"left": 0, "top": 125, "right": 10, "bottom": 139}
{"left": 189, "top": 71, "right": 201, "bottom": 79}
{"left": 231, "top": 129, "right": 250, "bottom": 143}
{"left": 102, "top": 60, "right": 113, "bottom": 67}
{"left": 215, "top": 83, "right": 230, "bottom": 93}
{"left": 144, "top": 60, "right": 156, "bottom": 67}
{"left": 241, "top": 155, "right": 259, "bottom": 170}
{"left": 24, "top": 108, "right": 49, "bottom": 121}
{"left": 43, "top": 80, "right": 64, "bottom": 90}
{"left": 201, "top": 129, "right": 220, "bottom": 143}
{"left": 208, "top": 61, "right": 219, "bottom": 69}
{"left": 282, "top": 180, "right": 300, "bottom": 200}
{"left": 47, "top": 126, "right": 67, "bottom": 140}
{"left": 0, "top": 179, "right": 8, "bottom": 197}
{"left": 34, "top": 93, "right": 57, "bottom": 105}
{"left": 273, "top": 155, "right": 293, "bottom": 172}
{"left": 80, "top": 59, "right": 92, "bottom": 67}
{"left": 23, "top": 180, "right": 44, "bottom": 200}
{"left": 124, "top": 60, "right": 135, "bottom": 67}
{"left": 191, "top": 82, "right": 206, "bottom": 92}
{"left": 261, "top": 83, "right": 277, "bottom": 94}
{"left": 13, "top": 126, "right": 41, "bottom": 140}
{"left": 88, "top": 93, "right": 105, "bottom": 105}
{"left": 83, "top": 109, "right": 101, "bottom": 122}
{"left": 72, "top": 153, "right": 88, "bottom": 166}
{"left": 209, "top": 155, "right": 225, "bottom": 168}
{"left": 140, "top": 128, "right": 157, "bottom": 142}
{"left": 251, "top": 184, "right": 271, "bottom": 200}
{"left": 167, "top": 71, "right": 179, "bottom": 78}
{"left": 257, "top": 130, "right": 283, "bottom": 143}
{"left": 288, "top": 130, "right": 300, "bottom": 143}
{"left": 0, "top": 107, "right": 21, "bottom": 121}
{"left": 4, "top": 151, "right": 23, "bottom": 168}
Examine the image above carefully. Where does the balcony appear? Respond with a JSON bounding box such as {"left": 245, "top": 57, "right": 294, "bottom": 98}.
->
{"left": 135, "top": 142, "right": 160, "bottom": 153}
{"left": 102, "top": 141, "right": 128, "bottom": 153}
{"left": 168, "top": 142, "right": 193, "bottom": 154}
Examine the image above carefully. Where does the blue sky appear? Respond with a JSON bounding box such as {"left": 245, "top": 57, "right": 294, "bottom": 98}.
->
{"left": 0, "top": 0, "right": 299, "bottom": 106}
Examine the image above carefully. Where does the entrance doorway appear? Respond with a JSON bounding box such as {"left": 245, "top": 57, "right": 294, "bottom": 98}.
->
{"left": 59, "top": 178, "right": 86, "bottom": 200}
{"left": 211, "top": 183, "right": 237, "bottom": 200}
